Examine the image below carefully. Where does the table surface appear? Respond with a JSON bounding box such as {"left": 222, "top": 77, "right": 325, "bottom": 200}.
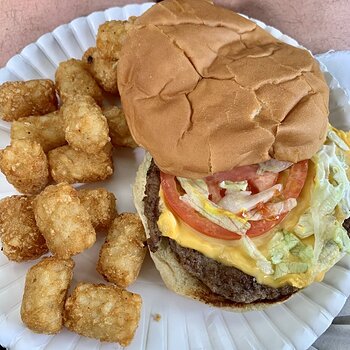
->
{"left": 0, "top": 2, "right": 349, "bottom": 350}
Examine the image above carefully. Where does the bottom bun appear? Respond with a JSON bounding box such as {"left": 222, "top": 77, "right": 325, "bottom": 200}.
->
{"left": 133, "top": 153, "right": 294, "bottom": 311}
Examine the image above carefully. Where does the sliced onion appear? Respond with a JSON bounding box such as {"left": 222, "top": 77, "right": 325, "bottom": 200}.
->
{"left": 218, "top": 184, "right": 282, "bottom": 214}
{"left": 245, "top": 198, "right": 297, "bottom": 221}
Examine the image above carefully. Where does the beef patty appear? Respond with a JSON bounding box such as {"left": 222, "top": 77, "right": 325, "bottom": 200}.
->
{"left": 143, "top": 160, "right": 350, "bottom": 304}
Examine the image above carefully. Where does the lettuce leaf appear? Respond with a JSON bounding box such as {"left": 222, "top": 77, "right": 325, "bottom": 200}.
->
{"left": 269, "top": 231, "right": 300, "bottom": 264}
{"left": 274, "top": 262, "right": 309, "bottom": 279}
{"left": 268, "top": 231, "right": 314, "bottom": 278}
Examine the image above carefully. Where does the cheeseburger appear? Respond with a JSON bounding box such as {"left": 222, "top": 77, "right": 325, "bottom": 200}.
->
{"left": 118, "top": 0, "right": 350, "bottom": 310}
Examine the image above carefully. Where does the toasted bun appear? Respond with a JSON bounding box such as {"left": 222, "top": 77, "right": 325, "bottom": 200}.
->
{"left": 133, "top": 153, "right": 294, "bottom": 311}
{"left": 118, "top": 0, "right": 329, "bottom": 178}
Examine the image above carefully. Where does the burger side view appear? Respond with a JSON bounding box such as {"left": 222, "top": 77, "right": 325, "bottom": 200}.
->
{"left": 118, "top": 0, "right": 350, "bottom": 310}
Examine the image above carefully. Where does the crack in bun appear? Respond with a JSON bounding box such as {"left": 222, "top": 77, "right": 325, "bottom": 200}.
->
{"left": 118, "top": 0, "right": 329, "bottom": 178}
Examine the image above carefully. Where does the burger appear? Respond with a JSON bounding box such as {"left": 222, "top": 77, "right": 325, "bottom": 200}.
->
{"left": 117, "top": 0, "right": 350, "bottom": 310}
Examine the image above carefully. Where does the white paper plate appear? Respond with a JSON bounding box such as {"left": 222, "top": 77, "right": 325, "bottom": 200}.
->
{"left": 1, "top": 3, "right": 350, "bottom": 350}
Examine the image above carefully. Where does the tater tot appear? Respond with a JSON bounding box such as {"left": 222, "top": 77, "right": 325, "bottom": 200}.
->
{"left": 0, "top": 80, "right": 58, "bottom": 122}
{"left": 96, "top": 20, "right": 134, "bottom": 60}
{"left": 11, "top": 111, "right": 66, "bottom": 153}
{"left": 102, "top": 106, "right": 138, "bottom": 148}
{"left": 48, "top": 143, "right": 114, "bottom": 184}
{"left": 78, "top": 188, "right": 117, "bottom": 230}
{"left": 33, "top": 183, "right": 96, "bottom": 258}
{"left": 55, "top": 59, "right": 103, "bottom": 105}
{"left": 0, "top": 140, "right": 49, "bottom": 194}
{"left": 62, "top": 96, "right": 110, "bottom": 154}
{"left": 21, "top": 257, "right": 74, "bottom": 334}
{"left": 82, "top": 47, "right": 119, "bottom": 94}
{"left": 97, "top": 213, "right": 146, "bottom": 288}
{"left": 64, "top": 283, "right": 142, "bottom": 346}
{"left": 0, "top": 196, "right": 48, "bottom": 262}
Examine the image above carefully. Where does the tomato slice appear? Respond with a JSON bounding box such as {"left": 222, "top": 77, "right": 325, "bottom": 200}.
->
{"left": 250, "top": 172, "right": 279, "bottom": 193}
{"left": 282, "top": 160, "right": 309, "bottom": 199}
{"left": 160, "top": 160, "right": 308, "bottom": 240}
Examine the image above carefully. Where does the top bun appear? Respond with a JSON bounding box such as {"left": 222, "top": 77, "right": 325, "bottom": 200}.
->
{"left": 118, "top": 0, "right": 329, "bottom": 178}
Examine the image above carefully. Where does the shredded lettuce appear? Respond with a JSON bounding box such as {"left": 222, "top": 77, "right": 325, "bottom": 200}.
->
{"left": 274, "top": 262, "right": 309, "bottom": 279}
{"left": 328, "top": 130, "right": 350, "bottom": 151}
{"left": 290, "top": 243, "right": 314, "bottom": 263}
{"left": 294, "top": 212, "right": 314, "bottom": 238}
{"left": 310, "top": 141, "right": 350, "bottom": 267}
{"left": 316, "top": 214, "right": 350, "bottom": 273}
{"left": 312, "top": 143, "right": 348, "bottom": 216}
{"left": 324, "top": 219, "right": 350, "bottom": 253}
{"left": 293, "top": 130, "right": 350, "bottom": 276}
{"left": 334, "top": 227, "right": 350, "bottom": 254}
{"left": 269, "top": 231, "right": 300, "bottom": 264}
{"left": 340, "top": 186, "right": 350, "bottom": 218}
{"left": 241, "top": 235, "right": 274, "bottom": 275}
{"left": 268, "top": 231, "right": 314, "bottom": 278}
{"left": 317, "top": 241, "right": 342, "bottom": 273}
{"left": 177, "top": 177, "right": 250, "bottom": 234}
{"left": 314, "top": 210, "right": 350, "bottom": 274}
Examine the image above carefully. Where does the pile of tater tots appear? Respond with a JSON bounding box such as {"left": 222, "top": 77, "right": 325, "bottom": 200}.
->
{"left": 0, "top": 18, "right": 146, "bottom": 347}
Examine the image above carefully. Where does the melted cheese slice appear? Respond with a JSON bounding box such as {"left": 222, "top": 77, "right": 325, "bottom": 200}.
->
{"left": 157, "top": 161, "right": 323, "bottom": 289}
